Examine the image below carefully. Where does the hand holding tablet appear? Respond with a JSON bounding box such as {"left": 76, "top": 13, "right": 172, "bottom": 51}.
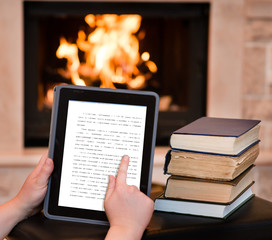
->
{"left": 0, "top": 154, "right": 153, "bottom": 239}
{"left": 44, "top": 85, "right": 159, "bottom": 225}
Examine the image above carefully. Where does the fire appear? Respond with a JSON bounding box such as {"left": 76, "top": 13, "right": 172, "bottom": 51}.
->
{"left": 56, "top": 14, "right": 157, "bottom": 90}
{"left": 56, "top": 38, "right": 86, "bottom": 86}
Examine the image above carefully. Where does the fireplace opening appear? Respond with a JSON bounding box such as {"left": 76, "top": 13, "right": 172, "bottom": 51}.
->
{"left": 24, "top": 2, "right": 209, "bottom": 147}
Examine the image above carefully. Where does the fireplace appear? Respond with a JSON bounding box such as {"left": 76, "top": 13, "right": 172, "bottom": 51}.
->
{"left": 4, "top": 0, "right": 270, "bottom": 205}
{"left": 24, "top": 1, "right": 209, "bottom": 146}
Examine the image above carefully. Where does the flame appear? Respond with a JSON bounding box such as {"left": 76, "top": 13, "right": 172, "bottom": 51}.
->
{"left": 55, "top": 14, "right": 157, "bottom": 90}
{"left": 56, "top": 38, "right": 86, "bottom": 86}
{"left": 141, "top": 52, "right": 150, "bottom": 61}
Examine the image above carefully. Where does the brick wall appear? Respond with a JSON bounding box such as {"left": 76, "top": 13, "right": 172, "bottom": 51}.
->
{"left": 243, "top": 0, "right": 272, "bottom": 153}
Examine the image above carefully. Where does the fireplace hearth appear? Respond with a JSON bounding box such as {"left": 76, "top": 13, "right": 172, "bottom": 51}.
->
{"left": 24, "top": 1, "right": 209, "bottom": 146}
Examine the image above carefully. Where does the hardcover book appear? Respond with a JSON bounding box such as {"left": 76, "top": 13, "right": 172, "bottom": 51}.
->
{"left": 164, "top": 166, "right": 254, "bottom": 203}
{"left": 154, "top": 188, "right": 254, "bottom": 219}
{"left": 170, "top": 117, "right": 260, "bottom": 156}
{"left": 164, "top": 143, "right": 259, "bottom": 181}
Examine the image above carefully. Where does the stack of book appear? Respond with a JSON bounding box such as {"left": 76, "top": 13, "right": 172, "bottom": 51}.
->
{"left": 154, "top": 117, "right": 261, "bottom": 218}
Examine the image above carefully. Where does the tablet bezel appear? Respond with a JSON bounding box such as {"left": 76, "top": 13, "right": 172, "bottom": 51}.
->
{"left": 44, "top": 85, "right": 159, "bottom": 225}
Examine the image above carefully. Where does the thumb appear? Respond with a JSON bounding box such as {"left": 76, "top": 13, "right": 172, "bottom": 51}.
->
{"left": 105, "top": 175, "right": 116, "bottom": 201}
{"left": 35, "top": 158, "right": 54, "bottom": 186}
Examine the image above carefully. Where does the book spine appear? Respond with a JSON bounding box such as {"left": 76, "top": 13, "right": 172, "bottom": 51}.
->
{"left": 163, "top": 149, "right": 172, "bottom": 174}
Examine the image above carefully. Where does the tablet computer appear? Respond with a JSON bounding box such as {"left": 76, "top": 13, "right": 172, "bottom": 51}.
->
{"left": 44, "top": 85, "right": 159, "bottom": 225}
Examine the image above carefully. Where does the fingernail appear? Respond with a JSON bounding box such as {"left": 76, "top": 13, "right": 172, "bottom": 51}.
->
{"left": 108, "top": 175, "right": 114, "bottom": 183}
{"left": 46, "top": 158, "right": 52, "bottom": 166}
{"left": 123, "top": 155, "right": 129, "bottom": 161}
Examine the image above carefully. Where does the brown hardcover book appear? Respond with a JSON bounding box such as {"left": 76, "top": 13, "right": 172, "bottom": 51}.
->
{"left": 164, "top": 166, "right": 254, "bottom": 204}
{"left": 165, "top": 142, "right": 259, "bottom": 181}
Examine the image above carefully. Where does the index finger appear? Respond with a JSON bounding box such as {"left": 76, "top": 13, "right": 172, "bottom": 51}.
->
{"left": 116, "top": 155, "right": 130, "bottom": 185}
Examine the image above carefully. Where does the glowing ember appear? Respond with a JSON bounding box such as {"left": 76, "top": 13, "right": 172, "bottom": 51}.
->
{"left": 56, "top": 14, "right": 157, "bottom": 90}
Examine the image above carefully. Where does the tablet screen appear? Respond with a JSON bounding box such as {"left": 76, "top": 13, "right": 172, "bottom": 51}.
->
{"left": 44, "top": 85, "right": 159, "bottom": 225}
{"left": 59, "top": 100, "right": 146, "bottom": 211}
